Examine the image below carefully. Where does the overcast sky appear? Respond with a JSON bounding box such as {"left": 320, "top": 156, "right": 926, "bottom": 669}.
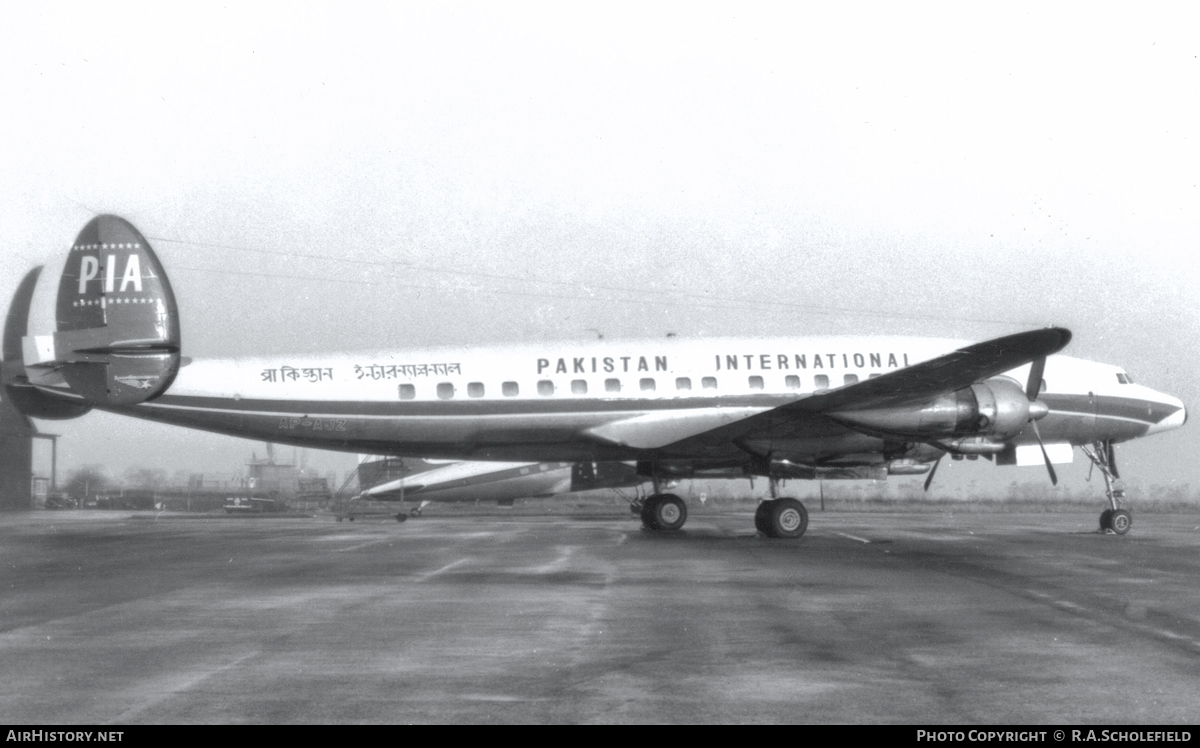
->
{"left": 1, "top": 4, "right": 1196, "bottom": 493}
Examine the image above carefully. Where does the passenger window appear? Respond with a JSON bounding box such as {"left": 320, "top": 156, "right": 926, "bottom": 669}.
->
{"left": 467, "top": 382, "right": 485, "bottom": 398}
{"left": 502, "top": 381, "right": 519, "bottom": 397}
{"left": 675, "top": 377, "right": 692, "bottom": 390}
{"left": 399, "top": 384, "right": 416, "bottom": 400}
{"left": 537, "top": 380, "right": 555, "bottom": 396}
{"left": 640, "top": 378, "right": 656, "bottom": 391}
{"left": 844, "top": 374, "right": 859, "bottom": 386}
{"left": 785, "top": 375, "right": 800, "bottom": 389}
{"left": 748, "top": 376, "right": 764, "bottom": 390}
{"left": 436, "top": 382, "right": 455, "bottom": 400}
{"left": 519, "top": 467, "right": 531, "bottom": 475}
{"left": 571, "top": 379, "right": 588, "bottom": 394}
{"left": 702, "top": 376, "right": 717, "bottom": 390}
{"left": 605, "top": 378, "right": 621, "bottom": 392}
{"left": 539, "top": 463, "right": 550, "bottom": 471}
{"left": 814, "top": 374, "right": 829, "bottom": 391}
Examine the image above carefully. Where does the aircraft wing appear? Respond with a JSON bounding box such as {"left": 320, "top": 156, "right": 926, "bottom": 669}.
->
{"left": 781, "top": 327, "right": 1070, "bottom": 414}
{"left": 645, "top": 327, "right": 1072, "bottom": 453}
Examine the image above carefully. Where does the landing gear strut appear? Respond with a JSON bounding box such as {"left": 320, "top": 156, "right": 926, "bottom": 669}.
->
{"left": 1082, "top": 440, "right": 1132, "bottom": 535}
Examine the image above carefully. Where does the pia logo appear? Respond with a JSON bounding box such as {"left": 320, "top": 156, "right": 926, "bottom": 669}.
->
{"left": 78, "top": 255, "right": 143, "bottom": 294}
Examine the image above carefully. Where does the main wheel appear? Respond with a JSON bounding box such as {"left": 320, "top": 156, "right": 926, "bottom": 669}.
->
{"left": 640, "top": 494, "right": 660, "bottom": 529}
{"left": 395, "top": 513, "right": 408, "bottom": 523}
{"left": 760, "top": 498, "right": 808, "bottom": 539}
{"left": 754, "top": 501, "right": 772, "bottom": 535}
{"left": 1109, "top": 509, "right": 1132, "bottom": 535}
{"left": 641, "top": 493, "right": 687, "bottom": 531}
{"left": 1099, "top": 509, "right": 1114, "bottom": 531}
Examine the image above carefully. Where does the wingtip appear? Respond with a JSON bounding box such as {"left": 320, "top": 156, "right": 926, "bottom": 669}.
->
{"left": 1037, "top": 326, "right": 1072, "bottom": 354}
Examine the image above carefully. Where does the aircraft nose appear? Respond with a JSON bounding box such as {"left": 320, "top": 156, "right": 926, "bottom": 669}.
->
{"left": 1146, "top": 395, "right": 1186, "bottom": 435}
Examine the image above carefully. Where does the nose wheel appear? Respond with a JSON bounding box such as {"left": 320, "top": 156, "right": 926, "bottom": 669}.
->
{"left": 1100, "top": 507, "right": 1132, "bottom": 535}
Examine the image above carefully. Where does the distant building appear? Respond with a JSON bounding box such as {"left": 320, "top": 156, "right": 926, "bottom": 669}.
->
{"left": 0, "top": 395, "right": 34, "bottom": 510}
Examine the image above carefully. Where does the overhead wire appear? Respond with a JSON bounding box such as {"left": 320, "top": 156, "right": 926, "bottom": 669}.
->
{"left": 153, "top": 235, "right": 1042, "bottom": 328}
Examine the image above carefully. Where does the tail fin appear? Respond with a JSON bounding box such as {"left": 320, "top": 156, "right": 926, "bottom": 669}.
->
{"left": 2, "top": 267, "right": 92, "bottom": 418}
{"left": 21, "top": 215, "right": 181, "bottom": 407}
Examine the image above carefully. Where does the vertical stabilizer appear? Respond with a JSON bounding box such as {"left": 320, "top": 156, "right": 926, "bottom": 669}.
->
{"left": 22, "top": 215, "right": 182, "bottom": 407}
{"left": 2, "top": 267, "right": 92, "bottom": 419}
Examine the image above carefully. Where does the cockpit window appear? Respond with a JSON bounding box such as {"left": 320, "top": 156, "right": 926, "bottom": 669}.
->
{"left": 1116, "top": 373, "right": 1131, "bottom": 384}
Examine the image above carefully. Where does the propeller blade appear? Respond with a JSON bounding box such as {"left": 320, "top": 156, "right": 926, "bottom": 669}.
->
{"left": 1026, "top": 357, "right": 1046, "bottom": 401}
{"left": 923, "top": 456, "right": 942, "bottom": 492}
{"left": 1029, "top": 419, "right": 1058, "bottom": 486}
{"left": 1106, "top": 441, "right": 1120, "bottom": 480}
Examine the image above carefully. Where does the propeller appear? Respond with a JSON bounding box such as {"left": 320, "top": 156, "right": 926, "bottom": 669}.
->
{"left": 1027, "top": 418, "right": 1058, "bottom": 486}
{"left": 1024, "top": 357, "right": 1057, "bottom": 486}
{"left": 923, "top": 455, "right": 942, "bottom": 492}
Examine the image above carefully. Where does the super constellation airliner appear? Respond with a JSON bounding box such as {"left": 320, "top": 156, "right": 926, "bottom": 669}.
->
{"left": 1, "top": 215, "right": 1186, "bottom": 536}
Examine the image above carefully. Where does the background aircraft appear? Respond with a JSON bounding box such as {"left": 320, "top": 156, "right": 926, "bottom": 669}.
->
{"left": 1, "top": 216, "right": 1186, "bottom": 537}
{"left": 340, "top": 455, "right": 647, "bottom": 521}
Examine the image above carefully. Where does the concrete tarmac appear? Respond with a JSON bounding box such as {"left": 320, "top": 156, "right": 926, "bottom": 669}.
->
{"left": 2, "top": 508, "right": 1199, "bottom": 724}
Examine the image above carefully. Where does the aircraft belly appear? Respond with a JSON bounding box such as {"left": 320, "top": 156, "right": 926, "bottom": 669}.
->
{"left": 122, "top": 399, "right": 661, "bottom": 459}
{"left": 743, "top": 432, "right": 887, "bottom": 463}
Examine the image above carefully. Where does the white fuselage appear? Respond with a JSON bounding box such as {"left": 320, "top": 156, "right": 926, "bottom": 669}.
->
{"left": 116, "top": 335, "right": 1183, "bottom": 464}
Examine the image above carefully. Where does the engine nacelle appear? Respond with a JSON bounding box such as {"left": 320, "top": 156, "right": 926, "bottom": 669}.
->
{"left": 828, "top": 377, "right": 1037, "bottom": 441}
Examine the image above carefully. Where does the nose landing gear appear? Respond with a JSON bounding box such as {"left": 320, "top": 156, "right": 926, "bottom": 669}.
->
{"left": 1083, "top": 441, "right": 1132, "bottom": 535}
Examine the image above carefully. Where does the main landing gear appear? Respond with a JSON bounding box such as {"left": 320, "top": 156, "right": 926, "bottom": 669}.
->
{"left": 640, "top": 493, "right": 688, "bottom": 531}
{"left": 633, "top": 471, "right": 809, "bottom": 539}
{"left": 1082, "top": 440, "right": 1132, "bottom": 535}
{"left": 755, "top": 498, "right": 809, "bottom": 539}
{"left": 755, "top": 475, "right": 809, "bottom": 539}
{"left": 635, "top": 473, "right": 689, "bottom": 532}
